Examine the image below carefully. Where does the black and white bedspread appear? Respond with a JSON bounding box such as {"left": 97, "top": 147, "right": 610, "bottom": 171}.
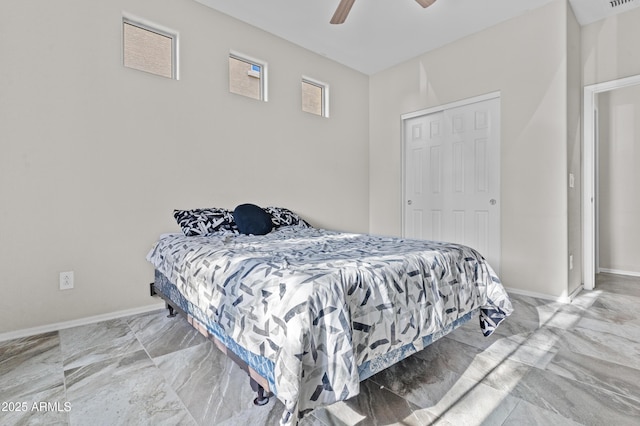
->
{"left": 146, "top": 226, "right": 512, "bottom": 424}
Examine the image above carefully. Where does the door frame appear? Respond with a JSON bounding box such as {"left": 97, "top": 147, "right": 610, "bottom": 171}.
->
{"left": 583, "top": 74, "right": 640, "bottom": 290}
{"left": 400, "top": 91, "right": 501, "bottom": 264}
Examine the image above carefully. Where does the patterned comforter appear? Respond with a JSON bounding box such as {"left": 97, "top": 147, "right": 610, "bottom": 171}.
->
{"left": 146, "top": 226, "right": 512, "bottom": 424}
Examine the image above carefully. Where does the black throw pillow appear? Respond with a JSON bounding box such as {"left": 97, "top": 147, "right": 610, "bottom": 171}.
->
{"left": 233, "top": 204, "right": 273, "bottom": 235}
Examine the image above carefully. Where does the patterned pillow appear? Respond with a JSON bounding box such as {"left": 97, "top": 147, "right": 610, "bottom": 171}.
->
{"left": 173, "top": 208, "right": 236, "bottom": 236}
{"left": 264, "top": 207, "right": 311, "bottom": 229}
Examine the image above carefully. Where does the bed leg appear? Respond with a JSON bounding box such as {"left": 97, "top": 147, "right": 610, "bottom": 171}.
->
{"left": 166, "top": 303, "right": 177, "bottom": 318}
{"left": 250, "top": 378, "right": 270, "bottom": 406}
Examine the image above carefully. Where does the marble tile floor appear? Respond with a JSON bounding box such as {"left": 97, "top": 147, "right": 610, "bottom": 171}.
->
{"left": 1, "top": 273, "right": 639, "bottom": 426}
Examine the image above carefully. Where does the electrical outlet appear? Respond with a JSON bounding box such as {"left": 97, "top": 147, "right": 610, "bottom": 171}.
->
{"left": 60, "top": 271, "right": 74, "bottom": 290}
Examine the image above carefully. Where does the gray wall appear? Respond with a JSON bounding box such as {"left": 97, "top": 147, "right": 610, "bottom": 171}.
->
{"left": 583, "top": 6, "right": 640, "bottom": 276}
{"left": 369, "top": 0, "right": 572, "bottom": 298}
{"left": 0, "top": 0, "right": 370, "bottom": 333}
{"left": 567, "top": 5, "right": 582, "bottom": 295}
{"left": 582, "top": 6, "right": 640, "bottom": 86}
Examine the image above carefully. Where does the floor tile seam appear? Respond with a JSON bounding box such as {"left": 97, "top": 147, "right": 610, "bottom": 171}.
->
{"left": 497, "top": 397, "right": 540, "bottom": 426}
{"left": 305, "top": 411, "right": 331, "bottom": 426}
{"left": 498, "top": 398, "right": 521, "bottom": 426}
{"left": 51, "top": 330, "right": 68, "bottom": 406}
{"left": 525, "top": 321, "right": 575, "bottom": 340}
{"left": 60, "top": 323, "right": 149, "bottom": 373}
{"left": 521, "top": 327, "right": 572, "bottom": 360}
{"left": 133, "top": 321, "right": 201, "bottom": 426}
{"left": 60, "top": 332, "right": 70, "bottom": 416}
{"left": 127, "top": 320, "right": 156, "bottom": 364}
{"left": 136, "top": 326, "right": 203, "bottom": 426}
{"left": 59, "top": 319, "right": 197, "bottom": 424}
{"left": 152, "top": 366, "right": 200, "bottom": 425}
{"left": 499, "top": 398, "right": 529, "bottom": 426}
{"left": 472, "top": 348, "right": 538, "bottom": 378}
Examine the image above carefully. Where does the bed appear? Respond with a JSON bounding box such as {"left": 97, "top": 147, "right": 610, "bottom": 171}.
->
{"left": 146, "top": 206, "right": 513, "bottom": 425}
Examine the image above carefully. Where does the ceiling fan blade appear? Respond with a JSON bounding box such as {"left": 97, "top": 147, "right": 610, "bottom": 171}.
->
{"left": 331, "top": 0, "right": 356, "bottom": 24}
{"left": 415, "top": 0, "right": 437, "bottom": 8}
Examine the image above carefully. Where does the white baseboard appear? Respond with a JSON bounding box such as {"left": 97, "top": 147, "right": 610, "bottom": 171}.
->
{"left": 0, "top": 302, "right": 165, "bottom": 343}
{"left": 505, "top": 286, "right": 579, "bottom": 304}
{"left": 598, "top": 268, "right": 640, "bottom": 278}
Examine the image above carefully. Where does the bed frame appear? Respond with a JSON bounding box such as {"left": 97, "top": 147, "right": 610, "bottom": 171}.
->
{"left": 148, "top": 277, "right": 480, "bottom": 414}
{"left": 149, "top": 280, "right": 272, "bottom": 406}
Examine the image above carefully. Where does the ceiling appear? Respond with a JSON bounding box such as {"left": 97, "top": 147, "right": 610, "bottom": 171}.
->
{"left": 195, "top": 0, "right": 640, "bottom": 75}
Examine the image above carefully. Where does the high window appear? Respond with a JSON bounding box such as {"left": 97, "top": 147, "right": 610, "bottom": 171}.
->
{"left": 229, "top": 52, "right": 268, "bottom": 101}
{"left": 302, "top": 77, "right": 329, "bottom": 117}
{"left": 123, "top": 18, "right": 177, "bottom": 79}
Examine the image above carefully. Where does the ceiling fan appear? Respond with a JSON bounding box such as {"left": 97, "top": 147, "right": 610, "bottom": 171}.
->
{"left": 330, "top": 0, "right": 437, "bottom": 24}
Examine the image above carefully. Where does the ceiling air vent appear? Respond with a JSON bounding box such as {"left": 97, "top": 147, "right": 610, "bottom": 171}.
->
{"left": 609, "top": 0, "right": 636, "bottom": 8}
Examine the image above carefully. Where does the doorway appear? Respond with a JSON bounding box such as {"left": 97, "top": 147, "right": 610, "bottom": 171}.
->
{"left": 402, "top": 92, "right": 501, "bottom": 272}
{"left": 583, "top": 74, "right": 640, "bottom": 290}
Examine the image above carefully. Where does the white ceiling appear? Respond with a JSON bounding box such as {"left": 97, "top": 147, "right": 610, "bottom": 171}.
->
{"left": 195, "top": 0, "right": 640, "bottom": 75}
